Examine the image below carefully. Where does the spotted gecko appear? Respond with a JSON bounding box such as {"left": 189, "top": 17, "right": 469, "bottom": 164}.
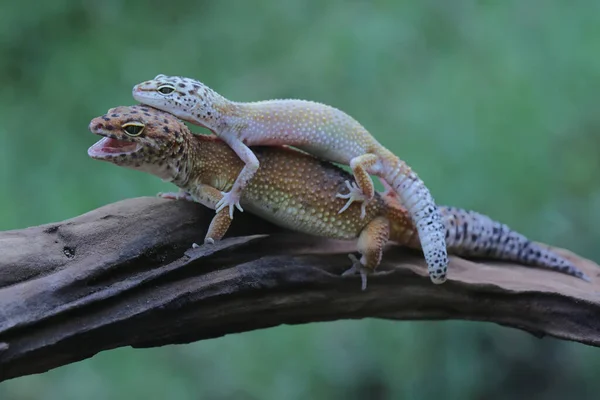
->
{"left": 131, "top": 75, "right": 448, "bottom": 284}
{"left": 87, "top": 105, "right": 590, "bottom": 290}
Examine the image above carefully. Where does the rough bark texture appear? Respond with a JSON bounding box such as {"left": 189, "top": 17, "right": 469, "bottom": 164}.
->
{"left": 0, "top": 197, "right": 599, "bottom": 382}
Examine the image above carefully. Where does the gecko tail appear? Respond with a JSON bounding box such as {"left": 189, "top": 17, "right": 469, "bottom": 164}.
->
{"left": 439, "top": 206, "right": 591, "bottom": 282}
{"left": 384, "top": 156, "right": 448, "bottom": 284}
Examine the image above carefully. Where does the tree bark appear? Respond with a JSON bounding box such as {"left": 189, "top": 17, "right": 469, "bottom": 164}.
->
{"left": 0, "top": 197, "right": 598, "bottom": 382}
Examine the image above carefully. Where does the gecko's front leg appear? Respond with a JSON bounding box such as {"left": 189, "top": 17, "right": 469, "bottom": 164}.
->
{"left": 214, "top": 129, "right": 260, "bottom": 219}
{"left": 178, "top": 184, "right": 233, "bottom": 246}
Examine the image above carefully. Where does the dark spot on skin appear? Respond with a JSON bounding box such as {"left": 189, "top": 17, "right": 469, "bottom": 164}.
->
{"left": 144, "top": 113, "right": 151, "bottom": 117}
{"left": 163, "top": 119, "right": 169, "bottom": 124}
{"left": 105, "top": 125, "right": 114, "bottom": 131}
{"left": 188, "top": 90, "right": 196, "bottom": 95}
{"left": 471, "top": 234, "right": 478, "bottom": 242}
{"left": 131, "top": 110, "right": 138, "bottom": 114}
{"left": 178, "top": 83, "right": 186, "bottom": 88}
{"left": 44, "top": 225, "right": 59, "bottom": 234}
{"left": 111, "top": 114, "right": 119, "bottom": 118}
{"left": 95, "top": 123, "right": 104, "bottom": 129}
{"left": 141, "top": 108, "right": 149, "bottom": 112}
{"left": 163, "top": 126, "right": 170, "bottom": 133}
{"left": 63, "top": 246, "right": 75, "bottom": 258}
{"left": 102, "top": 117, "right": 110, "bottom": 121}
{"left": 193, "top": 84, "right": 200, "bottom": 89}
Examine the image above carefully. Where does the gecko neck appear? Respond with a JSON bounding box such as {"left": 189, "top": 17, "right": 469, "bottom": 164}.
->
{"left": 177, "top": 133, "right": 242, "bottom": 192}
{"left": 132, "top": 127, "right": 197, "bottom": 188}
{"left": 207, "top": 100, "right": 248, "bottom": 134}
{"left": 187, "top": 86, "right": 248, "bottom": 134}
{"left": 152, "top": 136, "right": 193, "bottom": 188}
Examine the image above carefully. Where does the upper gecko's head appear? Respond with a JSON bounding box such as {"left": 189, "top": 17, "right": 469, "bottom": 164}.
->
{"left": 132, "top": 74, "right": 224, "bottom": 129}
{"left": 88, "top": 105, "right": 188, "bottom": 173}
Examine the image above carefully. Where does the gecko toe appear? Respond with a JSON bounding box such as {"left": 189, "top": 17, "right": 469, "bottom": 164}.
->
{"left": 342, "top": 254, "right": 369, "bottom": 290}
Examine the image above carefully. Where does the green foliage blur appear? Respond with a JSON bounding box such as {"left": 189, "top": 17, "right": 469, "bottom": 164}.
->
{"left": 1, "top": 0, "right": 600, "bottom": 398}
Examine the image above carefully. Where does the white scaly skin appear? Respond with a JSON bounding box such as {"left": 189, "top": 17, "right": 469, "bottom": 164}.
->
{"left": 132, "top": 74, "right": 449, "bottom": 284}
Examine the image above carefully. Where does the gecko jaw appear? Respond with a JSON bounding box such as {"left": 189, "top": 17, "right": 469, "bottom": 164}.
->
{"left": 87, "top": 136, "right": 141, "bottom": 159}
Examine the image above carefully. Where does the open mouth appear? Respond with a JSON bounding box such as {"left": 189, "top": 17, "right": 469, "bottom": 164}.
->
{"left": 87, "top": 136, "right": 140, "bottom": 158}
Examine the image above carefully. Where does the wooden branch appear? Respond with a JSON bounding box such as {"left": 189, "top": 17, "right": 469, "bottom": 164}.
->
{"left": 0, "top": 197, "right": 599, "bottom": 382}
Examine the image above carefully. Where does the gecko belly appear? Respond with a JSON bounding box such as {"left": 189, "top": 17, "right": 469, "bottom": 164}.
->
{"left": 241, "top": 201, "right": 363, "bottom": 240}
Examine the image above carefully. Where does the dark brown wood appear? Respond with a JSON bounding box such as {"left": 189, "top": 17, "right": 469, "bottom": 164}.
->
{"left": 0, "top": 197, "right": 599, "bottom": 382}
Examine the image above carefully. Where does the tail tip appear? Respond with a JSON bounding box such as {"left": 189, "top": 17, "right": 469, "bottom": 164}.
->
{"left": 430, "top": 274, "right": 447, "bottom": 284}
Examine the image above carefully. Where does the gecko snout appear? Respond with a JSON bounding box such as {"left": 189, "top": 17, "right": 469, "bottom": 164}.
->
{"left": 88, "top": 118, "right": 104, "bottom": 133}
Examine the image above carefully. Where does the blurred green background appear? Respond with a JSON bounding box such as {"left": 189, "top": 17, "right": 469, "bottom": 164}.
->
{"left": 1, "top": 0, "right": 600, "bottom": 398}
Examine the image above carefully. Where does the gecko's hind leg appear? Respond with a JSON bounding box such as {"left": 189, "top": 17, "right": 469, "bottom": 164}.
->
{"left": 342, "top": 216, "right": 390, "bottom": 290}
{"left": 378, "top": 177, "right": 397, "bottom": 199}
{"left": 335, "top": 154, "right": 380, "bottom": 219}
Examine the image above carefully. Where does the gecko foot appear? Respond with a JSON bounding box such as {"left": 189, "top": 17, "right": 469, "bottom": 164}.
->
{"left": 215, "top": 190, "right": 244, "bottom": 219}
{"left": 191, "top": 237, "right": 216, "bottom": 249}
{"left": 342, "top": 254, "right": 369, "bottom": 291}
{"left": 158, "top": 191, "right": 194, "bottom": 202}
{"left": 335, "top": 180, "right": 368, "bottom": 219}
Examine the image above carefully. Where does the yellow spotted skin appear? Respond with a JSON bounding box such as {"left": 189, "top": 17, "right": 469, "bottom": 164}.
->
{"left": 133, "top": 74, "right": 449, "bottom": 284}
{"left": 88, "top": 105, "right": 591, "bottom": 288}
{"left": 220, "top": 145, "right": 394, "bottom": 239}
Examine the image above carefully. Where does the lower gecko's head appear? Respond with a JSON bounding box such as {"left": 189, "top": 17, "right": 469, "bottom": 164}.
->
{"left": 88, "top": 105, "right": 190, "bottom": 179}
{"left": 132, "top": 74, "right": 225, "bottom": 130}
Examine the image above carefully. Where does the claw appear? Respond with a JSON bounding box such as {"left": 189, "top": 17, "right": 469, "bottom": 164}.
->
{"left": 342, "top": 254, "right": 369, "bottom": 291}
{"left": 215, "top": 191, "right": 244, "bottom": 219}
{"left": 204, "top": 237, "right": 215, "bottom": 245}
{"left": 335, "top": 180, "right": 369, "bottom": 219}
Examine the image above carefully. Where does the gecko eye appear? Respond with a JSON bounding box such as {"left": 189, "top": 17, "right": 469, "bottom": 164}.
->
{"left": 122, "top": 122, "right": 145, "bottom": 136}
{"left": 157, "top": 84, "right": 175, "bottom": 95}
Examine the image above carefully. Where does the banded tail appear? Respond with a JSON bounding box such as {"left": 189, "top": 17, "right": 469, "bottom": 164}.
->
{"left": 384, "top": 156, "right": 448, "bottom": 284}
{"left": 387, "top": 202, "right": 590, "bottom": 281}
